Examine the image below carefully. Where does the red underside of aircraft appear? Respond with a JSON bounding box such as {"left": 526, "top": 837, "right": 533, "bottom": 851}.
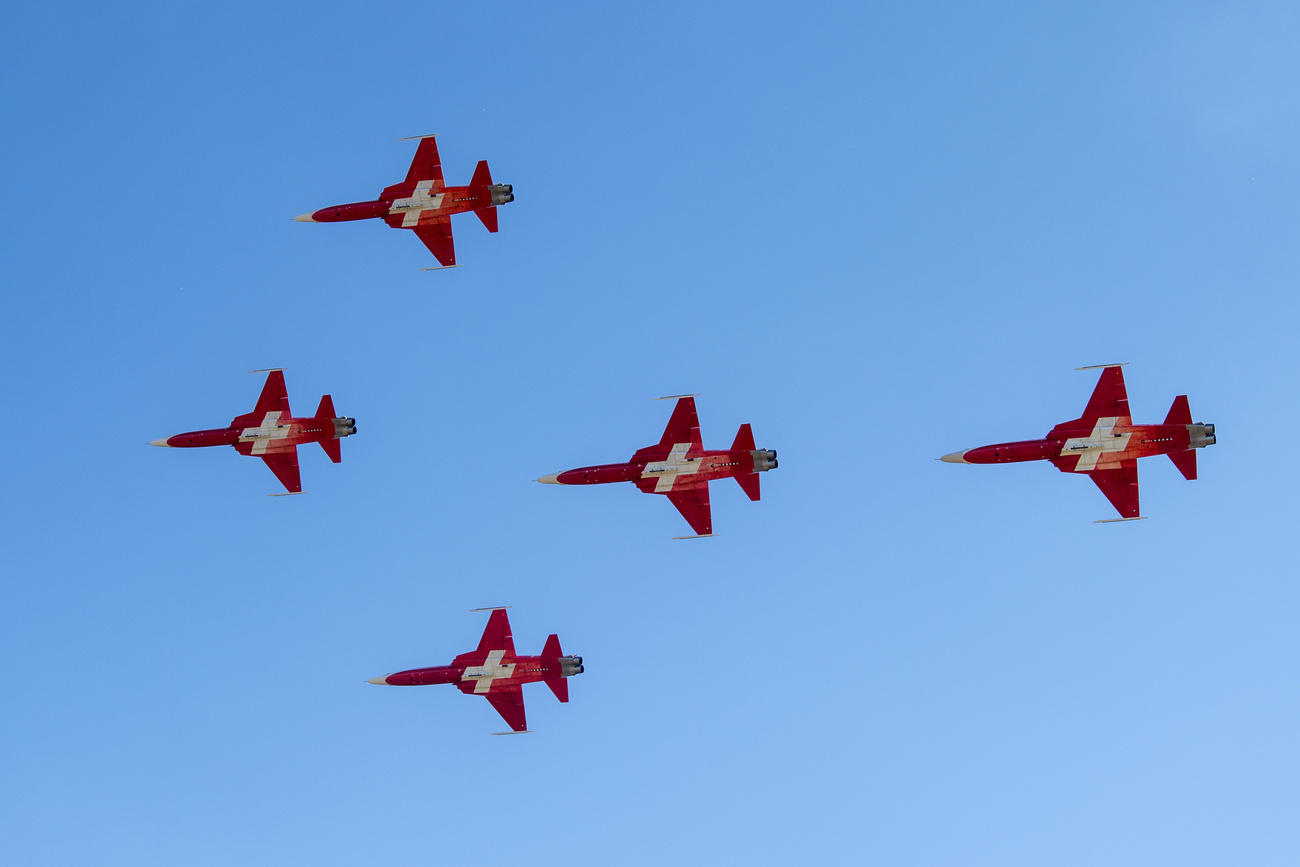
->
{"left": 294, "top": 135, "right": 512, "bottom": 268}
{"left": 369, "top": 608, "right": 582, "bottom": 734}
{"left": 942, "top": 365, "right": 1216, "bottom": 520}
{"left": 537, "top": 395, "right": 778, "bottom": 537}
{"left": 150, "top": 370, "right": 356, "bottom": 494}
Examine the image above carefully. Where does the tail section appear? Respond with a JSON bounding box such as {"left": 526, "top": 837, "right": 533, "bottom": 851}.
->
{"left": 470, "top": 159, "right": 493, "bottom": 188}
{"left": 1164, "top": 395, "right": 1193, "bottom": 425}
{"left": 475, "top": 205, "right": 499, "bottom": 233}
{"left": 1168, "top": 449, "right": 1197, "bottom": 481}
{"left": 730, "top": 423, "right": 755, "bottom": 452}
{"left": 314, "top": 394, "right": 350, "bottom": 463}
{"left": 1164, "top": 396, "right": 1197, "bottom": 479}
{"left": 730, "top": 424, "right": 770, "bottom": 501}
{"left": 540, "top": 634, "right": 569, "bottom": 703}
{"left": 320, "top": 438, "right": 342, "bottom": 463}
{"left": 735, "top": 473, "right": 760, "bottom": 501}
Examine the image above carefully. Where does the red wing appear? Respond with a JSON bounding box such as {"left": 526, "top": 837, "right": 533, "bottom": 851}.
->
{"left": 413, "top": 218, "right": 456, "bottom": 267}
{"left": 1086, "top": 459, "right": 1140, "bottom": 518}
{"left": 1050, "top": 366, "right": 1130, "bottom": 437}
{"left": 260, "top": 448, "right": 302, "bottom": 494}
{"left": 475, "top": 609, "right": 515, "bottom": 657}
{"left": 484, "top": 687, "right": 527, "bottom": 732}
{"left": 666, "top": 483, "right": 712, "bottom": 536}
{"left": 404, "top": 136, "right": 444, "bottom": 185}
{"left": 659, "top": 397, "right": 702, "bottom": 449}
{"left": 253, "top": 370, "right": 291, "bottom": 418}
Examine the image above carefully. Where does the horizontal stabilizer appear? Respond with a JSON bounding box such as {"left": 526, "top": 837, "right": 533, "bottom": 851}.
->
{"left": 1168, "top": 448, "right": 1197, "bottom": 481}
{"left": 730, "top": 423, "right": 755, "bottom": 452}
{"left": 540, "top": 633, "right": 569, "bottom": 702}
{"left": 319, "top": 438, "right": 342, "bottom": 463}
{"left": 314, "top": 394, "right": 336, "bottom": 420}
{"left": 735, "top": 472, "right": 761, "bottom": 501}
{"left": 544, "top": 674, "right": 569, "bottom": 703}
{"left": 1164, "top": 394, "right": 1193, "bottom": 425}
{"left": 475, "top": 206, "right": 498, "bottom": 233}
{"left": 470, "top": 159, "right": 493, "bottom": 188}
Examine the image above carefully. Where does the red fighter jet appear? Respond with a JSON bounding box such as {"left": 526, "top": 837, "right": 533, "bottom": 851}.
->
{"left": 150, "top": 369, "right": 356, "bottom": 494}
{"left": 368, "top": 608, "right": 583, "bottom": 734}
{"left": 537, "top": 395, "right": 778, "bottom": 538}
{"left": 941, "top": 364, "right": 1216, "bottom": 521}
{"left": 293, "top": 134, "right": 512, "bottom": 269}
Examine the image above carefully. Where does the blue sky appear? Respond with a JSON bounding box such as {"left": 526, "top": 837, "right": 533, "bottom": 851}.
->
{"left": 3, "top": 1, "right": 1300, "bottom": 864}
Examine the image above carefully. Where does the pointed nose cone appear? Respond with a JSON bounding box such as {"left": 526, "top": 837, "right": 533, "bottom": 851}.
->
{"left": 940, "top": 450, "right": 969, "bottom": 463}
{"left": 367, "top": 675, "right": 390, "bottom": 685}
{"left": 293, "top": 212, "right": 317, "bottom": 222}
{"left": 536, "top": 473, "right": 562, "bottom": 484}
{"left": 150, "top": 438, "right": 172, "bottom": 447}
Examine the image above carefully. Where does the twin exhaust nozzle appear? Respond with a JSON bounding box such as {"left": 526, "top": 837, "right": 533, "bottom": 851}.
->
{"left": 490, "top": 183, "right": 515, "bottom": 205}
{"left": 1190, "top": 422, "right": 1216, "bottom": 449}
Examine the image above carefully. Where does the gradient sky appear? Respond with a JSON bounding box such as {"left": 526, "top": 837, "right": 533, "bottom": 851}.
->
{"left": 4, "top": 2, "right": 1300, "bottom": 864}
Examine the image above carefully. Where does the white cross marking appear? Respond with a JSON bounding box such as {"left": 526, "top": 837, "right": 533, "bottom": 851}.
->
{"left": 239, "top": 411, "right": 291, "bottom": 455}
{"left": 1061, "top": 417, "right": 1131, "bottom": 471}
{"left": 463, "top": 649, "right": 516, "bottom": 694}
{"left": 642, "top": 442, "right": 704, "bottom": 492}
{"left": 389, "top": 179, "right": 446, "bottom": 227}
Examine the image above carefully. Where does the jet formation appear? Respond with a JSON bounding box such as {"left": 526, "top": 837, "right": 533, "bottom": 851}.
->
{"left": 150, "top": 369, "right": 356, "bottom": 494}
{"left": 294, "top": 135, "right": 512, "bottom": 269}
{"left": 538, "top": 395, "right": 778, "bottom": 538}
{"left": 941, "top": 364, "right": 1216, "bottom": 520}
{"left": 368, "top": 608, "right": 583, "bottom": 734}
{"left": 150, "top": 130, "right": 1218, "bottom": 737}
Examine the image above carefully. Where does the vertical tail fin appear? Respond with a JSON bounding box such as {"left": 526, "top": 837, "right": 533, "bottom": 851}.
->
{"left": 540, "top": 634, "right": 569, "bottom": 703}
{"left": 1164, "top": 395, "right": 1192, "bottom": 425}
{"left": 470, "top": 159, "right": 493, "bottom": 188}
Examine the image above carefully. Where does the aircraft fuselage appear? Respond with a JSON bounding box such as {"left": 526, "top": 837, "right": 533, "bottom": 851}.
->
{"left": 155, "top": 415, "right": 356, "bottom": 452}
{"left": 299, "top": 182, "right": 498, "bottom": 225}
{"left": 946, "top": 421, "right": 1215, "bottom": 472}
{"left": 544, "top": 447, "right": 772, "bottom": 490}
{"left": 375, "top": 651, "right": 583, "bottom": 693}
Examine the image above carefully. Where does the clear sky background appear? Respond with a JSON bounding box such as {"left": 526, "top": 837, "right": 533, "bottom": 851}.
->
{"left": 3, "top": 1, "right": 1299, "bottom": 864}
